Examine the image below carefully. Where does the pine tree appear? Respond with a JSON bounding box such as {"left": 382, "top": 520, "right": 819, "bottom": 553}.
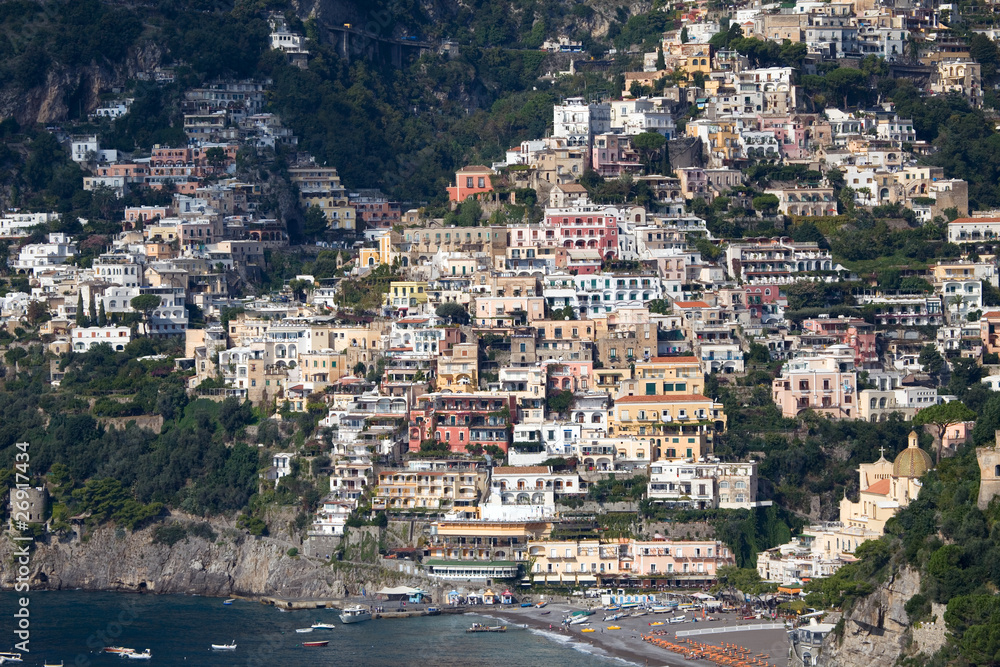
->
{"left": 98, "top": 300, "right": 107, "bottom": 327}
{"left": 656, "top": 47, "right": 666, "bottom": 71}
{"left": 76, "top": 293, "right": 86, "bottom": 327}
{"left": 88, "top": 291, "right": 96, "bottom": 325}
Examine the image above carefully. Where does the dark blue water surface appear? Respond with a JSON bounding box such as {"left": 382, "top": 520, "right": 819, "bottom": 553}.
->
{"left": 0, "top": 591, "right": 619, "bottom": 666}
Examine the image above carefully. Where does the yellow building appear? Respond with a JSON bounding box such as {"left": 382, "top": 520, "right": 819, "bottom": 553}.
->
{"left": 289, "top": 163, "right": 356, "bottom": 231}
{"left": 839, "top": 431, "right": 930, "bottom": 535}
{"left": 425, "top": 519, "right": 552, "bottom": 562}
{"left": 680, "top": 49, "right": 712, "bottom": 82}
{"left": 619, "top": 356, "right": 704, "bottom": 397}
{"left": 385, "top": 281, "right": 428, "bottom": 310}
{"left": 298, "top": 349, "right": 348, "bottom": 390}
{"left": 610, "top": 394, "right": 726, "bottom": 460}
{"left": 436, "top": 343, "right": 479, "bottom": 393}
{"left": 373, "top": 469, "right": 487, "bottom": 511}
{"left": 529, "top": 539, "right": 621, "bottom": 584}
{"left": 359, "top": 229, "right": 393, "bottom": 267}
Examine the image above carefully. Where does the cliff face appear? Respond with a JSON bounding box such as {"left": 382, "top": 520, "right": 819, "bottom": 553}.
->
{"left": 0, "top": 517, "right": 417, "bottom": 600}
{"left": 818, "top": 566, "right": 947, "bottom": 667}
{"left": 0, "top": 42, "right": 164, "bottom": 126}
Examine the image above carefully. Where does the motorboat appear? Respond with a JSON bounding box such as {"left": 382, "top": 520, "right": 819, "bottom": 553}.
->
{"left": 535, "top": 601, "right": 547, "bottom": 608}
{"left": 122, "top": 649, "right": 152, "bottom": 660}
{"left": 0, "top": 655, "right": 22, "bottom": 664}
{"left": 669, "top": 615, "right": 686, "bottom": 624}
{"left": 223, "top": 599, "right": 235, "bottom": 605}
{"left": 569, "top": 616, "right": 592, "bottom": 625}
{"left": 211, "top": 642, "right": 237, "bottom": 651}
{"left": 311, "top": 622, "right": 336, "bottom": 629}
{"left": 302, "top": 641, "right": 329, "bottom": 647}
{"left": 295, "top": 628, "right": 314, "bottom": 633}
{"left": 425, "top": 607, "right": 441, "bottom": 616}
{"left": 104, "top": 648, "right": 133, "bottom": 655}
{"left": 603, "top": 613, "right": 624, "bottom": 622}
{"left": 339, "top": 605, "right": 372, "bottom": 624}
{"left": 466, "top": 623, "right": 506, "bottom": 633}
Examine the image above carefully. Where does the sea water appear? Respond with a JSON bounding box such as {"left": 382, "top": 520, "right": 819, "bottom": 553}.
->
{"left": 0, "top": 591, "right": 620, "bottom": 666}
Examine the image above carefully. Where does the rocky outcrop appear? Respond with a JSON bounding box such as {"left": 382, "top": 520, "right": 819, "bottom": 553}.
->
{"left": 818, "top": 566, "right": 946, "bottom": 667}
{"left": 0, "top": 42, "right": 164, "bottom": 126}
{"left": 0, "top": 515, "right": 420, "bottom": 600}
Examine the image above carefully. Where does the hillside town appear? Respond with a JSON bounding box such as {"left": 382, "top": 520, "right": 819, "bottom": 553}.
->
{"left": 6, "top": 3, "right": 1000, "bottom": 663}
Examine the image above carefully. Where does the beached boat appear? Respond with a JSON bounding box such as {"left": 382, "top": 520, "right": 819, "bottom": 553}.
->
{"left": 581, "top": 628, "right": 595, "bottom": 633}
{"left": 650, "top": 605, "right": 671, "bottom": 613}
{"left": 603, "top": 613, "right": 624, "bottom": 622}
{"left": 535, "top": 601, "right": 547, "bottom": 608}
{"left": 669, "top": 615, "right": 686, "bottom": 624}
{"left": 223, "top": 599, "right": 235, "bottom": 605}
{"left": 466, "top": 623, "right": 506, "bottom": 633}
{"left": 211, "top": 642, "right": 237, "bottom": 651}
{"left": 649, "top": 621, "right": 665, "bottom": 626}
{"left": 122, "top": 649, "right": 152, "bottom": 660}
{"left": 570, "top": 610, "right": 594, "bottom": 617}
{"left": 302, "top": 641, "right": 329, "bottom": 647}
{"left": 520, "top": 602, "right": 532, "bottom": 608}
{"left": 295, "top": 628, "right": 314, "bottom": 633}
{"left": 103, "top": 648, "right": 133, "bottom": 655}
{"left": 540, "top": 611, "right": 551, "bottom": 615}
{"left": 339, "top": 605, "right": 372, "bottom": 624}
{"left": 607, "top": 626, "right": 621, "bottom": 630}
{"left": 311, "top": 622, "right": 336, "bottom": 629}
{"left": 569, "top": 615, "right": 592, "bottom": 625}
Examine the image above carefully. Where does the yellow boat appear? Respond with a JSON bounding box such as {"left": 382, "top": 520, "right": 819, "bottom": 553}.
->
{"left": 649, "top": 621, "right": 665, "bottom": 626}
{"left": 581, "top": 628, "right": 595, "bottom": 633}
{"left": 607, "top": 626, "right": 621, "bottom": 630}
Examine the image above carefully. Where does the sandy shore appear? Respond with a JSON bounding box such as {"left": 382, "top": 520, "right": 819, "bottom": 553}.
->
{"left": 482, "top": 603, "right": 790, "bottom": 667}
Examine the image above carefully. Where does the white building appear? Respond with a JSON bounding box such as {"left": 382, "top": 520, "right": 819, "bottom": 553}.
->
{"left": 71, "top": 326, "right": 131, "bottom": 352}
{"left": 0, "top": 211, "right": 59, "bottom": 238}
{"left": 13, "top": 233, "right": 77, "bottom": 272}
{"left": 648, "top": 460, "right": 762, "bottom": 509}
{"left": 552, "top": 97, "right": 611, "bottom": 147}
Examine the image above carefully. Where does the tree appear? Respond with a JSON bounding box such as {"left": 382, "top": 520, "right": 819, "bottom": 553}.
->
{"left": 680, "top": 27, "right": 689, "bottom": 44}
{"left": 97, "top": 300, "right": 107, "bottom": 326}
{"left": 302, "top": 205, "right": 328, "bottom": 241}
{"left": 435, "top": 302, "right": 470, "bottom": 325}
{"left": 130, "top": 294, "right": 162, "bottom": 335}
{"left": 26, "top": 300, "right": 48, "bottom": 326}
{"left": 204, "top": 146, "right": 227, "bottom": 170}
{"left": 656, "top": 47, "right": 665, "bottom": 71}
{"left": 88, "top": 291, "right": 97, "bottom": 324}
{"left": 823, "top": 68, "right": 866, "bottom": 108}
{"left": 917, "top": 344, "right": 944, "bottom": 381}
{"left": 219, "top": 396, "right": 254, "bottom": 437}
{"left": 752, "top": 194, "right": 780, "bottom": 216}
{"left": 76, "top": 292, "right": 87, "bottom": 327}
{"left": 551, "top": 305, "right": 576, "bottom": 320}
{"left": 632, "top": 131, "right": 667, "bottom": 172}
{"left": 546, "top": 389, "right": 574, "bottom": 415}
{"left": 913, "top": 401, "right": 978, "bottom": 464}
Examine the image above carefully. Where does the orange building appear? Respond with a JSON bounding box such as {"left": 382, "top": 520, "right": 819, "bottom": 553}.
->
{"left": 446, "top": 165, "right": 494, "bottom": 203}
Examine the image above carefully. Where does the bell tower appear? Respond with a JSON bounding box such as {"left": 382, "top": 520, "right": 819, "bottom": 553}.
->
{"left": 976, "top": 431, "right": 1000, "bottom": 510}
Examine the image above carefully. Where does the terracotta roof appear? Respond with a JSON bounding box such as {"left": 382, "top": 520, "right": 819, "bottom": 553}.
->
{"left": 864, "top": 478, "right": 891, "bottom": 496}
{"left": 557, "top": 183, "right": 588, "bottom": 192}
{"left": 983, "top": 311, "right": 1000, "bottom": 319}
{"left": 616, "top": 394, "right": 713, "bottom": 403}
{"left": 493, "top": 466, "right": 551, "bottom": 475}
{"left": 672, "top": 301, "right": 710, "bottom": 308}
{"left": 645, "top": 356, "right": 700, "bottom": 364}
{"left": 949, "top": 217, "right": 1000, "bottom": 224}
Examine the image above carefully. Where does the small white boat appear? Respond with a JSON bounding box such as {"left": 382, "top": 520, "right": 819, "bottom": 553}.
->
{"left": 43, "top": 662, "right": 63, "bottom": 667}
{"left": 122, "top": 649, "right": 151, "bottom": 660}
{"left": 104, "top": 648, "right": 133, "bottom": 655}
{"left": 223, "top": 599, "right": 235, "bottom": 605}
{"left": 339, "top": 605, "right": 372, "bottom": 624}
{"left": 311, "top": 622, "right": 336, "bottom": 630}
{"left": 211, "top": 642, "right": 236, "bottom": 651}
{"left": 295, "top": 627, "right": 314, "bottom": 633}
{"left": 0, "top": 654, "right": 22, "bottom": 664}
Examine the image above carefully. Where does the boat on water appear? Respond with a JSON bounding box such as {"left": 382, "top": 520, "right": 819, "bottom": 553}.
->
{"left": 104, "top": 648, "right": 133, "bottom": 655}
{"left": 303, "top": 641, "right": 329, "bottom": 647}
{"left": 425, "top": 607, "right": 441, "bottom": 616}
{"left": 295, "top": 628, "right": 314, "bottom": 633}
{"left": 223, "top": 599, "right": 235, "bottom": 605}
{"left": 211, "top": 642, "right": 237, "bottom": 651}
{"left": 311, "top": 622, "right": 336, "bottom": 629}
{"left": 339, "top": 605, "right": 372, "bottom": 624}
{"left": 122, "top": 649, "right": 152, "bottom": 660}
{"left": 466, "top": 623, "right": 506, "bottom": 633}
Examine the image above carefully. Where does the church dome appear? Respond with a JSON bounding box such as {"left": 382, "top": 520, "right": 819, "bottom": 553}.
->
{"left": 893, "top": 433, "right": 933, "bottom": 477}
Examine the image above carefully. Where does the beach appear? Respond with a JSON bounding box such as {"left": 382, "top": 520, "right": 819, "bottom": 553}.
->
{"left": 485, "top": 602, "right": 791, "bottom": 667}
